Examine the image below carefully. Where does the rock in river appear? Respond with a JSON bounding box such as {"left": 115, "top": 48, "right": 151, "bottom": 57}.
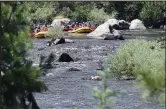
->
{"left": 129, "top": 19, "right": 146, "bottom": 30}
{"left": 58, "top": 53, "right": 74, "bottom": 62}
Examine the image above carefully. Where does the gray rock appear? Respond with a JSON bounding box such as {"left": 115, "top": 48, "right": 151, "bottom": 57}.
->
{"left": 67, "top": 67, "right": 81, "bottom": 71}
{"left": 46, "top": 73, "right": 54, "bottom": 77}
{"left": 54, "top": 38, "right": 65, "bottom": 45}
{"left": 58, "top": 53, "right": 74, "bottom": 62}
{"left": 87, "top": 23, "right": 110, "bottom": 38}
{"left": 118, "top": 20, "right": 130, "bottom": 30}
{"left": 100, "top": 32, "right": 115, "bottom": 40}
{"left": 129, "top": 19, "right": 146, "bottom": 30}
{"left": 87, "top": 19, "right": 125, "bottom": 40}
{"left": 106, "top": 19, "right": 119, "bottom": 26}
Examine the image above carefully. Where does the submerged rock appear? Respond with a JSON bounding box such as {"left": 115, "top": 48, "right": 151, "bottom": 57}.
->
{"left": 47, "top": 38, "right": 74, "bottom": 46}
{"left": 46, "top": 73, "right": 54, "bottom": 77}
{"left": 65, "top": 39, "right": 74, "bottom": 43}
{"left": 58, "top": 53, "right": 74, "bottom": 62}
{"left": 54, "top": 38, "right": 65, "bottom": 45}
{"left": 67, "top": 67, "right": 81, "bottom": 71}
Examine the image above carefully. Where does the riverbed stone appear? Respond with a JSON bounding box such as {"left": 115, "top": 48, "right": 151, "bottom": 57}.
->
{"left": 58, "top": 53, "right": 74, "bottom": 62}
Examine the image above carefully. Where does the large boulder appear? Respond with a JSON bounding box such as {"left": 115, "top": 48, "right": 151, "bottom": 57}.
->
{"left": 51, "top": 18, "right": 70, "bottom": 28}
{"left": 87, "top": 22, "right": 124, "bottom": 40}
{"left": 129, "top": 19, "right": 146, "bottom": 30}
{"left": 87, "top": 23, "right": 110, "bottom": 38}
{"left": 106, "top": 19, "right": 119, "bottom": 30}
{"left": 118, "top": 20, "right": 130, "bottom": 30}
{"left": 87, "top": 18, "right": 125, "bottom": 40}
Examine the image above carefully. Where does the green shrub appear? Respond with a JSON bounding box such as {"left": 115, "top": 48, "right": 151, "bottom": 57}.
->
{"left": 57, "top": 7, "right": 73, "bottom": 18}
{"left": 71, "top": 5, "right": 92, "bottom": 22}
{"left": 139, "top": 1, "right": 165, "bottom": 27}
{"left": 45, "top": 27, "right": 64, "bottom": 38}
{"left": 106, "top": 39, "right": 165, "bottom": 103}
{"left": 87, "top": 7, "right": 116, "bottom": 25}
{"left": 133, "top": 42, "right": 165, "bottom": 103}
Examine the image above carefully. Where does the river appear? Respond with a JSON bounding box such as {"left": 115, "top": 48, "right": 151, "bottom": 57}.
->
{"left": 27, "top": 29, "right": 165, "bottom": 109}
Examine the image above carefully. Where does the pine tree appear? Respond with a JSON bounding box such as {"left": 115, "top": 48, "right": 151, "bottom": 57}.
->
{"left": 1, "top": 2, "right": 47, "bottom": 109}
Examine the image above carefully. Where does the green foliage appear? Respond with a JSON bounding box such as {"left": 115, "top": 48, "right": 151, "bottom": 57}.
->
{"left": 92, "top": 71, "right": 118, "bottom": 109}
{"left": 139, "top": 1, "right": 165, "bottom": 27}
{"left": 57, "top": 7, "right": 73, "bottom": 18}
{"left": 94, "top": 1, "right": 115, "bottom": 14}
{"left": 106, "top": 39, "right": 165, "bottom": 103}
{"left": 133, "top": 42, "right": 165, "bottom": 103}
{"left": 25, "top": 2, "right": 58, "bottom": 23}
{"left": 1, "top": 2, "right": 47, "bottom": 109}
{"left": 87, "top": 7, "right": 116, "bottom": 25}
{"left": 45, "top": 27, "right": 64, "bottom": 38}
{"left": 71, "top": 4, "right": 93, "bottom": 22}
{"left": 113, "top": 1, "right": 143, "bottom": 21}
{"left": 157, "top": 36, "right": 166, "bottom": 48}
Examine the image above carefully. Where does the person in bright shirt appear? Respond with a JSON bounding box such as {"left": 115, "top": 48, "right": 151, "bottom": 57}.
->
{"left": 40, "top": 24, "right": 48, "bottom": 31}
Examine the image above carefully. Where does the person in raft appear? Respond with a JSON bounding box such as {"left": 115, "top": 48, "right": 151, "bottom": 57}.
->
{"left": 40, "top": 24, "right": 48, "bottom": 31}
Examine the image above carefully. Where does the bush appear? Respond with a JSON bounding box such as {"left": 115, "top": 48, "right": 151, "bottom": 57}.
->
{"left": 106, "top": 39, "right": 165, "bottom": 103}
{"left": 57, "top": 7, "right": 73, "bottom": 18}
{"left": 87, "top": 7, "right": 116, "bottom": 25}
{"left": 139, "top": 1, "right": 165, "bottom": 27}
{"left": 71, "top": 5, "right": 92, "bottom": 22}
{"left": 45, "top": 27, "right": 64, "bottom": 38}
{"left": 134, "top": 47, "right": 165, "bottom": 103}
{"left": 113, "top": 1, "right": 143, "bottom": 21}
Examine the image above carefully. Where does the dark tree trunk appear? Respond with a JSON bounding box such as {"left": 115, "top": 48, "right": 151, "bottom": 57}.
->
{"left": 28, "top": 92, "right": 40, "bottom": 109}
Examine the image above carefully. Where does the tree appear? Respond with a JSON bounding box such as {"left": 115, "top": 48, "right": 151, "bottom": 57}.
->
{"left": 113, "top": 1, "right": 143, "bottom": 21}
{"left": 139, "top": 1, "right": 165, "bottom": 28}
{"left": 1, "top": 2, "right": 47, "bottom": 109}
{"left": 25, "top": 2, "right": 59, "bottom": 24}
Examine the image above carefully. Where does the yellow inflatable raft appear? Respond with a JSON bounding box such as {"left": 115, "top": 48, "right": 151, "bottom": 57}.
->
{"left": 35, "top": 31, "right": 47, "bottom": 38}
{"left": 69, "top": 27, "right": 92, "bottom": 33}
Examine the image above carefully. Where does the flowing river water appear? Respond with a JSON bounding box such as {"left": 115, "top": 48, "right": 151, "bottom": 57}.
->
{"left": 27, "top": 29, "right": 165, "bottom": 109}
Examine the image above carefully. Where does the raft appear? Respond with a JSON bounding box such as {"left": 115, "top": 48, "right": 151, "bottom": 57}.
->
{"left": 69, "top": 27, "right": 92, "bottom": 33}
{"left": 35, "top": 31, "right": 47, "bottom": 38}
{"left": 63, "top": 27, "right": 74, "bottom": 31}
